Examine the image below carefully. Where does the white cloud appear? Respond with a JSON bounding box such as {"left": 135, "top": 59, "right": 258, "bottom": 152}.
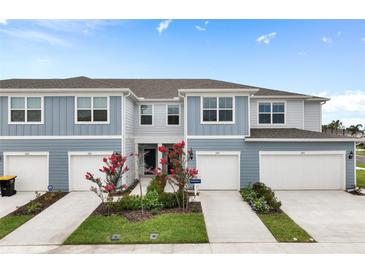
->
{"left": 0, "top": 29, "right": 70, "bottom": 47}
{"left": 0, "top": 19, "right": 7, "bottom": 25}
{"left": 195, "top": 25, "right": 206, "bottom": 31}
{"left": 313, "top": 90, "right": 365, "bottom": 126}
{"left": 33, "top": 20, "right": 119, "bottom": 34}
{"left": 156, "top": 19, "right": 172, "bottom": 35}
{"left": 256, "top": 32, "right": 277, "bottom": 44}
{"left": 319, "top": 90, "right": 365, "bottom": 113}
{"left": 297, "top": 51, "right": 307, "bottom": 56}
{"left": 362, "top": 37, "right": 365, "bottom": 42}
{"left": 337, "top": 31, "right": 342, "bottom": 36}
{"left": 195, "top": 20, "right": 209, "bottom": 32}
{"left": 321, "top": 36, "right": 333, "bottom": 44}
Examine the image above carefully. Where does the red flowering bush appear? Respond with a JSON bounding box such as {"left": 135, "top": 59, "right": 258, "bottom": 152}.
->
{"left": 85, "top": 152, "right": 130, "bottom": 201}
{"left": 154, "top": 140, "right": 198, "bottom": 209}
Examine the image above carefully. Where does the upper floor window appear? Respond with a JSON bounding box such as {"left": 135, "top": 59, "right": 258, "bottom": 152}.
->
{"left": 140, "top": 104, "right": 153, "bottom": 125}
{"left": 76, "top": 96, "right": 109, "bottom": 123}
{"left": 167, "top": 104, "right": 180, "bottom": 125}
{"left": 9, "top": 96, "right": 43, "bottom": 124}
{"left": 258, "top": 102, "right": 285, "bottom": 124}
{"left": 201, "top": 96, "right": 234, "bottom": 123}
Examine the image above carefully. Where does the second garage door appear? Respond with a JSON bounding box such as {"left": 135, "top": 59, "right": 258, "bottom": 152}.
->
{"left": 196, "top": 151, "right": 240, "bottom": 190}
{"left": 69, "top": 152, "right": 112, "bottom": 191}
{"left": 260, "top": 151, "right": 346, "bottom": 190}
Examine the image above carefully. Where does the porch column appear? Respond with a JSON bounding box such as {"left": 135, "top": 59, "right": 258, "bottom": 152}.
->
{"left": 157, "top": 143, "right": 163, "bottom": 170}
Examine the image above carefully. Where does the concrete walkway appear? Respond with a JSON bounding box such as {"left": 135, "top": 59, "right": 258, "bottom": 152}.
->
{"left": 200, "top": 191, "right": 276, "bottom": 243}
{"left": 0, "top": 192, "right": 100, "bottom": 245}
{"left": 1, "top": 242, "right": 365, "bottom": 254}
{"left": 276, "top": 191, "right": 365, "bottom": 243}
{"left": 0, "top": 192, "right": 39, "bottom": 218}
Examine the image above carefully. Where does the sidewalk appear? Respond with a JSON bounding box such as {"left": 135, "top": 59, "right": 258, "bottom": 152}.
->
{"left": 1, "top": 242, "right": 365, "bottom": 254}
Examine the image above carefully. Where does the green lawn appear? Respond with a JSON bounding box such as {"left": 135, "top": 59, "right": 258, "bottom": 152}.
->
{"left": 357, "top": 169, "right": 365, "bottom": 189}
{"left": 64, "top": 213, "right": 208, "bottom": 244}
{"left": 357, "top": 150, "right": 365, "bottom": 156}
{"left": 357, "top": 163, "right": 365, "bottom": 169}
{"left": 258, "top": 212, "right": 314, "bottom": 242}
{"left": 0, "top": 215, "right": 33, "bottom": 239}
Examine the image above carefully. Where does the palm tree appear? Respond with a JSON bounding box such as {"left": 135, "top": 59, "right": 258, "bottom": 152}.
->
{"left": 347, "top": 124, "right": 364, "bottom": 136}
{"left": 328, "top": 120, "right": 344, "bottom": 130}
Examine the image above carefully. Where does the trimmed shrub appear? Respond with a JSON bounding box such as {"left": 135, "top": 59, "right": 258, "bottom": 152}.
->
{"left": 159, "top": 191, "right": 188, "bottom": 209}
{"left": 252, "top": 182, "right": 281, "bottom": 211}
{"left": 147, "top": 177, "right": 165, "bottom": 194}
{"left": 116, "top": 195, "right": 141, "bottom": 210}
{"left": 240, "top": 182, "right": 282, "bottom": 213}
{"left": 240, "top": 188, "right": 257, "bottom": 205}
{"left": 143, "top": 190, "right": 163, "bottom": 210}
{"left": 251, "top": 196, "right": 270, "bottom": 214}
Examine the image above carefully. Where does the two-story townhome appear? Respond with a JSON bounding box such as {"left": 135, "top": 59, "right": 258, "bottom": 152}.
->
{"left": 0, "top": 77, "right": 356, "bottom": 192}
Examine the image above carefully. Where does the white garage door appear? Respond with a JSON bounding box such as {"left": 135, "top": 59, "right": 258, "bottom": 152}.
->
{"left": 69, "top": 152, "right": 112, "bottom": 191}
{"left": 196, "top": 152, "right": 240, "bottom": 190}
{"left": 260, "top": 151, "right": 346, "bottom": 190}
{"left": 4, "top": 152, "right": 49, "bottom": 191}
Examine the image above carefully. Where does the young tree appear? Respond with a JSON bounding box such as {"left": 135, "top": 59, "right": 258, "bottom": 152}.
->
{"left": 85, "top": 152, "right": 129, "bottom": 203}
{"left": 154, "top": 141, "right": 198, "bottom": 210}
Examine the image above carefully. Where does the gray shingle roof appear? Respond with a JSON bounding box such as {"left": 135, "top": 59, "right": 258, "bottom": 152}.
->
{"left": 247, "top": 128, "right": 355, "bottom": 139}
{"left": 0, "top": 76, "right": 324, "bottom": 99}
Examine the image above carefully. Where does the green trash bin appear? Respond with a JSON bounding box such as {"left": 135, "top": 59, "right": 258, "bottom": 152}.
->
{"left": 0, "top": 176, "right": 17, "bottom": 197}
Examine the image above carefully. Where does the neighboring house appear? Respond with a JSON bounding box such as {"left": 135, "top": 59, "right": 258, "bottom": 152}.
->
{"left": 0, "top": 77, "right": 357, "bottom": 192}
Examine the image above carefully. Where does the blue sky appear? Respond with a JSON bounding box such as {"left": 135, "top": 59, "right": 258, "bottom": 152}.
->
{"left": 0, "top": 19, "right": 364, "bottom": 126}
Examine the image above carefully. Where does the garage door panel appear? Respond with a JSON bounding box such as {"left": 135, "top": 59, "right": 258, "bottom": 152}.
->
{"left": 197, "top": 153, "right": 239, "bottom": 190}
{"left": 5, "top": 154, "right": 48, "bottom": 191}
{"left": 70, "top": 154, "right": 110, "bottom": 191}
{"left": 260, "top": 152, "right": 345, "bottom": 190}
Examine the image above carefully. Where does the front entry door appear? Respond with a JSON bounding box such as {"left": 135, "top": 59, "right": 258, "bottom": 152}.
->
{"left": 144, "top": 148, "right": 157, "bottom": 175}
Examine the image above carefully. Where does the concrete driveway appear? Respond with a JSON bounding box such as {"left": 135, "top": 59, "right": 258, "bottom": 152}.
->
{"left": 276, "top": 191, "right": 365, "bottom": 243}
{"left": 0, "top": 192, "right": 38, "bottom": 218}
{"left": 0, "top": 192, "right": 100, "bottom": 246}
{"left": 200, "top": 191, "right": 276, "bottom": 243}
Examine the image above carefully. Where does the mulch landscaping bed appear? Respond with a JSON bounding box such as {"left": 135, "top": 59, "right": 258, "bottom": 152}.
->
{"left": 8, "top": 192, "right": 68, "bottom": 217}
{"left": 92, "top": 202, "right": 202, "bottom": 222}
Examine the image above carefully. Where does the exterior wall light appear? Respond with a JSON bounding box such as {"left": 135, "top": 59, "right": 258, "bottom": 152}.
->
{"left": 349, "top": 151, "right": 354, "bottom": 159}
{"left": 189, "top": 148, "right": 194, "bottom": 160}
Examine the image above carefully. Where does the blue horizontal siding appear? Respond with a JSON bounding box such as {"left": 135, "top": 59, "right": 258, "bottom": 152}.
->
{"left": 0, "top": 139, "right": 122, "bottom": 191}
{"left": 0, "top": 96, "right": 122, "bottom": 136}
{"left": 187, "top": 96, "right": 249, "bottom": 136}
{"left": 187, "top": 139, "right": 355, "bottom": 189}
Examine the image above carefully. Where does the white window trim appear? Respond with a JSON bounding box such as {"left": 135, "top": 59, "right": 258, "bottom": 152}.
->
{"left": 8, "top": 96, "right": 44, "bottom": 125}
{"left": 200, "top": 96, "right": 235, "bottom": 124}
{"left": 166, "top": 103, "right": 181, "bottom": 126}
{"left": 139, "top": 104, "right": 154, "bottom": 126}
{"left": 74, "top": 96, "right": 110, "bottom": 124}
{"left": 257, "top": 100, "right": 286, "bottom": 126}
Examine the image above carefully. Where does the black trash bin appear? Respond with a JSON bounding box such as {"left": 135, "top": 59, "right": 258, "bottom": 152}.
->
{"left": 0, "top": 176, "right": 17, "bottom": 197}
